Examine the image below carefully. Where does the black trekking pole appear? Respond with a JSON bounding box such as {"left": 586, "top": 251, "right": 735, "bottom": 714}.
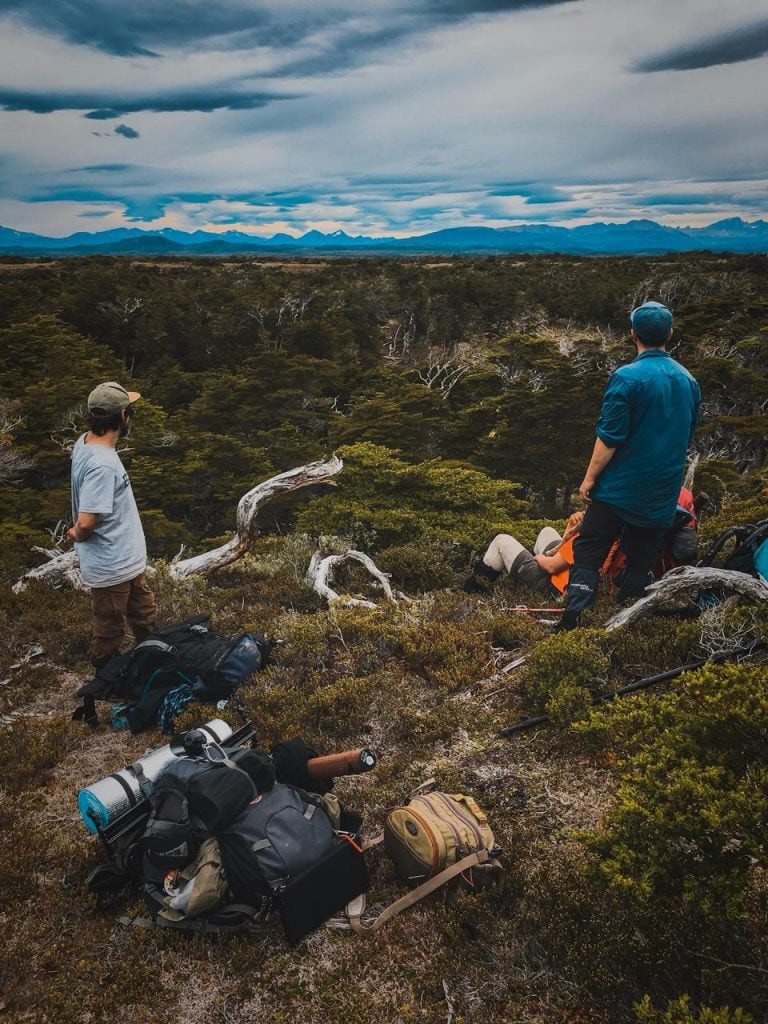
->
{"left": 500, "top": 640, "right": 765, "bottom": 737}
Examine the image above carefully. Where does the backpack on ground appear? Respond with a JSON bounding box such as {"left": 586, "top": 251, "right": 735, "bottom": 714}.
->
{"left": 217, "top": 781, "right": 369, "bottom": 945}
{"left": 346, "top": 779, "right": 503, "bottom": 935}
{"left": 139, "top": 837, "right": 275, "bottom": 935}
{"left": 75, "top": 613, "right": 271, "bottom": 733}
{"left": 722, "top": 519, "right": 768, "bottom": 582}
{"left": 693, "top": 517, "right": 768, "bottom": 610}
{"left": 698, "top": 518, "right": 768, "bottom": 580}
{"left": 141, "top": 784, "right": 204, "bottom": 883}
{"left": 140, "top": 745, "right": 272, "bottom": 881}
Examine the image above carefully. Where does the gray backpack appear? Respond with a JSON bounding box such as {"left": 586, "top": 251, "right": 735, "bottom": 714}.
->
{"left": 216, "top": 782, "right": 369, "bottom": 944}
{"left": 216, "top": 783, "right": 337, "bottom": 904}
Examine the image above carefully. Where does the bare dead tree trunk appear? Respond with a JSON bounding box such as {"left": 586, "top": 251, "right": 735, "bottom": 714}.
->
{"left": 683, "top": 452, "right": 700, "bottom": 492}
{"left": 604, "top": 565, "right": 768, "bottom": 631}
{"left": 307, "top": 549, "right": 396, "bottom": 608}
{"left": 170, "top": 456, "right": 343, "bottom": 578}
{"left": 12, "top": 547, "right": 86, "bottom": 594}
{"left": 13, "top": 456, "right": 343, "bottom": 591}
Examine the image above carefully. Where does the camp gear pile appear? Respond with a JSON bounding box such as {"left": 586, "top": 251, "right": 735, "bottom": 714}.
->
{"left": 85, "top": 723, "right": 369, "bottom": 943}
{"left": 77, "top": 719, "right": 235, "bottom": 833}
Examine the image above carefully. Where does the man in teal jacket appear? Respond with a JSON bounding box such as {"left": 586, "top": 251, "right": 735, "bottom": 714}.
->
{"left": 556, "top": 301, "right": 701, "bottom": 630}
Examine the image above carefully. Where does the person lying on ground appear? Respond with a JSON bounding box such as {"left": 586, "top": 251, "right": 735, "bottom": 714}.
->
{"left": 464, "top": 484, "right": 699, "bottom": 605}
{"left": 463, "top": 511, "right": 584, "bottom": 599}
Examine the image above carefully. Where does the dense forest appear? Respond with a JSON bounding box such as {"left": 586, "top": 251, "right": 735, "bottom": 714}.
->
{"left": 1, "top": 252, "right": 767, "bottom": 1024}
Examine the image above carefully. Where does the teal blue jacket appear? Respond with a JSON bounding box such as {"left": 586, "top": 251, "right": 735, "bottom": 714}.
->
{"left": 592, "top": 349, "right": 701, "bottom": 527}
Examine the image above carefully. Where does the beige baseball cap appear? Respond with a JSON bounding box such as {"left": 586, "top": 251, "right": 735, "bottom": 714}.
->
{"left": 87, "top": 381, "right": 141, "bottom": 414}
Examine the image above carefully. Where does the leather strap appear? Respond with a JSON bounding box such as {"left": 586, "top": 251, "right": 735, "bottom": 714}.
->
{"left": 346, "top": 848, "right": 491, "bottom": 935}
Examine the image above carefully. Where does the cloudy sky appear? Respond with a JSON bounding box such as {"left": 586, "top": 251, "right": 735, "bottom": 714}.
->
{"left": 0, "top": 0, "right": 766, "bottom": 237}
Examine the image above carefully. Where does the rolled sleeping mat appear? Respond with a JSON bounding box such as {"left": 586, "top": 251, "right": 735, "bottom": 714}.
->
{"left": 77, "top": 719, "right": 233, "bottom": 834}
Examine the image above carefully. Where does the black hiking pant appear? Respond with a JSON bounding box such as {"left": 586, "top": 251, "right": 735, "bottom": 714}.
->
{"left": 561, "top": 501, "right": 662, "bottom": 628}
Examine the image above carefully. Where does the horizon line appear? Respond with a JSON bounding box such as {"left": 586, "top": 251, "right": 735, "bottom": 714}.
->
{"left": 2, "top": 213, "right": 767, "bottom": 241}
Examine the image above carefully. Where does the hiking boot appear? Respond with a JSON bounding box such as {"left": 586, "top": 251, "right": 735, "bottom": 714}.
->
{"left": 462, "top": 560, "right": 501, "bottom": 594}
{"left": 551, "top": 610, "right": 579, "bottom": 633}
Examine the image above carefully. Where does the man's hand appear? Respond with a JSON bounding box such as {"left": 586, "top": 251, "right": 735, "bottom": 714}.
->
{"left": 578, "top": 438, "right": 617, "bottom": 505}
{"left": 578, "top": 476, "right": 596, "bottom": 504}
{"left": 68, "top": 512, "right": 99, "bottom": 543}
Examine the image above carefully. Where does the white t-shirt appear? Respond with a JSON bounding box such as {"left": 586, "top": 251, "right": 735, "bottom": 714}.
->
{"left": 70, "top": 434, "right": 147, "bottom": 587}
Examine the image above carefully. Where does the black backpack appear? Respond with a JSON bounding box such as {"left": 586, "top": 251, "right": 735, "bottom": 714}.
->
{"left": 142, "top": 746, "right": 275, "bottom": 881}
{"left": 76, "top": 614, "right": 271, "bottom": 733}
{"left": 142, "top": 785, "right": 204, "bottom": 883}
{"left": 697, "top": 518, "right": 768, "bottom": 578}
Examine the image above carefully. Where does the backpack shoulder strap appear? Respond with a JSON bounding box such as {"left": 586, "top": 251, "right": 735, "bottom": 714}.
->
{"left": 346, "top": 848, "right": 491, "bottom": 935}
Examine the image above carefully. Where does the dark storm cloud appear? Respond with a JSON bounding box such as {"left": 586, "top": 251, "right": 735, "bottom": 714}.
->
{"left": 115, "top": 123, "right": 139, "bottom": 138}
{"left": 490, "top": 184, "right": 571, "bottom": 203}
{"left": 0, "top": 85, "right": 298, "bottom": 115}
{"left": 428, "top": 0, "right": 578, "bottom": 14}
{"left": 0, "top": 0, "right": 276, "bottom": 56}
{"left": 273, "top": 1, "right": 582, "bottom": 79}
{"left": 635, "top": 191, "right": 768, "bottom": 210}
{"left": 122, "top": 197, "right": 171, "bottom": 220}
{"left": 634, "top": 18, "right": 768, "bottom": 72}
{"left": 0, "top": 0, "right": 580, "bottom": 67}
{"left": 275, "top": 24, "right": 419, "bottom": 78}
{"left": 80, "top": 164, "right": 134, "bottom": 172}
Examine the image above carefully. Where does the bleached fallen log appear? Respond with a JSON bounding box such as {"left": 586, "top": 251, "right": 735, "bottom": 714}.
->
{"left": 307, "top": 549, "right": 396, "bottom": 609}
{"left": 13, "top": 456, "right": 343, "bottom": 591}
{"left": 12, "top": 547, "right": 85, "bottom": 594}
{"left": 604, "top": 565, "right": 768, "bottom": 631}
{"left": 171, "top": 455, "right": 343, "bottom": 578}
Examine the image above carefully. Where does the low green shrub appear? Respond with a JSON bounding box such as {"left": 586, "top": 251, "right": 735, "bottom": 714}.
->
{"left": 519, "top": 628, "right": 610, "bottom": 723}
{"left": 475, "top": 606, "right": 547, "bottom": 650}
{"left": 400, "top": 619, "right": 492, "bottom": 691}
{"left": 603, "top": 617, "right": 703, "bottom": 679}
{"left": 581, "top": 662, "right": 768, "bottom": 918}
{"left": 0, "top": 716, "right": 84, "bottom": 794}
{"left": 378, "top": 540, "right": 457, "bottom": 592}
{"left": 634, "top": 995, "right": 753, "bottom": 1024}
{"left": 295, "top": 442, "right": 529, "bottom": 551}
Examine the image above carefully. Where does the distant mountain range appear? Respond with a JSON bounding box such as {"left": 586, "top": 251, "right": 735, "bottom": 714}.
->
{"left": 1, "top": 218, "right": 767, "bottom": 257}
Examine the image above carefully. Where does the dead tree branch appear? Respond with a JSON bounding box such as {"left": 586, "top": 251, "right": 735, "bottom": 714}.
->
{"left": 604, "top": 566, "right": 768, "bottom": 631}
{"left": 14, "top": 457, "right": 343, "bottom": 591}
{"left": 170, "top": 456, "right": 343, "bottom": 579}
{"left": 307, "top": 549, "right": 396, "bottom": 608}
{"left": 13, "top": 547, "right": 85, "bottom": 594}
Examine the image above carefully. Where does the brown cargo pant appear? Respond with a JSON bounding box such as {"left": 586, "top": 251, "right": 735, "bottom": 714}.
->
{"left": 90, "top": 572, "right": 157, "bottom": 664}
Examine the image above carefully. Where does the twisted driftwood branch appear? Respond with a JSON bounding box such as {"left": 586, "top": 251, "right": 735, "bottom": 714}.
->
{"left": 307, "top": 549, "right": 396, "bottom": 609}
{"left": 170, "top": 455, "right": 343, "bottom": 578}
{"left": 12, "top": 547, "right": 85, "bottom": 594}
{"left": 604, "top": 565, "right": 768, "bottom": 631}
{"left": 13, "top": 456, "right": 343, "bottom": 591}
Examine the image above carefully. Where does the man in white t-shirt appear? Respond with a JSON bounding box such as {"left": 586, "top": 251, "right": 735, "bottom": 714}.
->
{"left": 68, "top": 381, "right": 156, "bottom": 664}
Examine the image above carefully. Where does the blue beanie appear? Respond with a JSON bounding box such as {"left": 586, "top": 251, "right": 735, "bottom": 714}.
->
{"left": 630, "top": 301, "right": 673, "bottom": 344}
